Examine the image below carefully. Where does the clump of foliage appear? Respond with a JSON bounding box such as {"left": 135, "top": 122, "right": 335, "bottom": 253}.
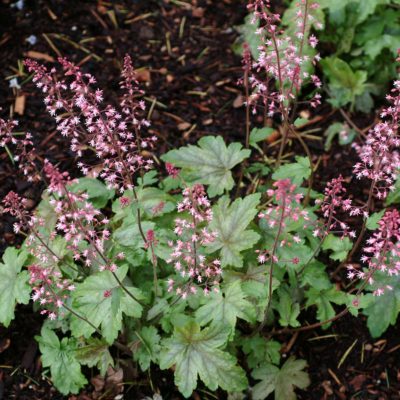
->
{"left": 235, "top": 0, "right": 400, "bottom": 113}
{"left": 0, "top": 0, "right": 400, "bottom": 398}
{"left": 318, "top": 0, "right": 400, "bottom": 112}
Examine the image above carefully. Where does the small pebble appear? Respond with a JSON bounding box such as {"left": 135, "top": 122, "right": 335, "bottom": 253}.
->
{"left": 26, "top": 35, "right": 37, "bottom": 45}
{"left": 11, "top": 0, "right": 24, "bottom": 10}
{"left": 9, "top": 78, "right": 20, "bottom": 89}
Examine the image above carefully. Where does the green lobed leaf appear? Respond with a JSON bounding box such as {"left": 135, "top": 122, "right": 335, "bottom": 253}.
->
{"left": 301, "top": 261, "right": 332, "bottom": 291}
{"left": 272, "top": 156, "right": 311, "bottom": 186}
{"left": 70, "top": 178, "right": 115, "bottom": 208}
{"left": 75, "top": 337, "right": 114, "bottom": 376}
{"left": 137, "top": 170, "right": 159, "bottom": 187}
{"left": 318, "top": 0, "right": 349, "bottom": 15}
{"left": 36, "top": 195, "right": 58, "bottom": 233}
{"left": 386, "top": 175, "right": 400, "bottom": 205}
{"left": 224, "top": 264, "right": 280, "bottom": 299}
{"left": 245, "top": 162, "right": 270, "bottom": 176}
{"left": 234, "top": 14, "right": 263, "bottom": 59}
{"left": 324, "top": 122, "right": 356, "bottom": 151}
{"left": 322, "top": 234, "right": 353, "bottom": 262}
{"left": 147, "top": 298, "right": 169, "bottom": 321}
{"left": 137, "top": 187, "right": 176, "bottom": 216}
{"left": 354, "top": 0, "right": 390, "bottom": 25}
{"left": 71, "top": 265, "right": 143, "bottom": 343}
{"left": 36, "top": 327, "right": 87, "bottom": 395}
{"left": 320, "top": 57, "right": 366, "bottom": 89}
{"left": 249, "top": 127, "right": 275, "bottom": 147}
{"left": 276, "top": 240, "right": 314, "bottom": 269}
{"left": 161, "top": 136, "right": 250, "bottom": 197}
{"left": 241, "top": 334, "right": 281, "bottom": 369}
{"left": 160, "top": 306, "right": 192, "bottom": 335}
{"left": 365, "top": 34, "right": 400, "bottom": 60}
{"left": 113, "top": 219, "right": 155, "bottom": 248}
{"left": 305, "top": 287, "right": 348, "bottom": 329}
{"left": 319, "top": 0, "right": 389, "bottom": 25}
{"left": 160, "top": 320, "right": 248, "bottom": 397}
{"left": 320, "top": 57, "right": 369, "bottom": 110}
{"left": 363, "top": 272, "right": 400, "bottom": 337}
{"left": 366, "top": 209, "right": 386, "bottom": 230}
{"left": 111, "top": 188, "right": 175, "bottom": 224}
{"left": 355, "top": 86, "right": 377, "bottom": 113}
{"left": 0, "top": 247, "right": 30, "bottom": 327}
{"left": 252, "top": 357, "right": 310, "bottom": 400}
{"left": 275, "top": 286, "right": 301, "bottom": 327}
{"left": 223, "top": 265, "right": 280, "bottom": 322}
{"left": 207, "top": 194, "right": 261, "bottom": 267}
{"left": 130, "top": 326, "right": 161, "bottom": 371}
{"left": 195, "top": 281, "right": 256, "bottom": 335}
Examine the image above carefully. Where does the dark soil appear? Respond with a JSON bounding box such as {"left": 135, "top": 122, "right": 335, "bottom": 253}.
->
{"left": 1, "top": 0, "right": 400, "bottom": 399}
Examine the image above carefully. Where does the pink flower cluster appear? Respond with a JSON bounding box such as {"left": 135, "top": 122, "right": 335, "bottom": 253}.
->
{"left": 2, "top": 191, "right": 33, "bottom": 234}
{"left": 353, "top": 79, "right": 400, "bottom": 199}
{"left": 314, "top": 176, "right": 363, "bottom": 239}
{"left": 3, "top": 192, "right": 57, "bottom": 272}
{"left": 257, "top": 179, "right": 309, "bottom": 264}
{"left": 0, "top": 116, "right": 18, "bottom": 147}
{"left": 29, "top": 264, "right": 75, "bottom": 320}
{"left": 247, "top": 0, "right": 322, "bottom": 117}
{"left": 167, "top": 184, "right": 221, "bottom": 298}
{"left": 1, "top": 55, "right": 156, "bottom": 320}
{"left": 2, "top": 163, "right": 118, "bottom": 319}
{"left": 0, "top": 115, "right": 38, "bottom": 181}
{"left": 166, "top": 162, "right": 180, "bottom": 179}
{"left": 24, "top": 55, "right": 156, "bottom": 193}
{"left": 348, "top": 209, "right": 400, "bottom": 296}
{"left": 259, "top": 179, "right": 308, "bottom": 228}
{"left": 43, "top": 161, "right": 111, "bottom": 268}
{"left": 2, "top": 191, "right": 76, "bottom": 319}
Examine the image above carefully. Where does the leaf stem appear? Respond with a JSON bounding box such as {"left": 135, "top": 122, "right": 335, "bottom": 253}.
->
{"left": 257, "top": 193, "right": 287, "bottom": 333}
{"left": 60, "top": 182, "right": 143, "bottom": 304}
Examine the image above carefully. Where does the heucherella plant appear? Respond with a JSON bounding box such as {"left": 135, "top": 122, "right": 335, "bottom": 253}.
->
{"left": 0, "top": 2, "right": 400, "bottom": 399}
{"left": 24, "top": 55, "right": 156, "bottom": 193}
{"left": 166, "top": 182, "right": 222, "bottom": 297}
{"left": 244, "top": 0, "right": 323, "bottom": 167}
{"left": 247, "top": 0, "right": 322, "bottom": 117}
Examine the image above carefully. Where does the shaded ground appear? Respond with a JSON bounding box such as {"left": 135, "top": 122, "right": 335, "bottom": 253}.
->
{"left": 0, "top": 0, "right": 400, "bottom": 399}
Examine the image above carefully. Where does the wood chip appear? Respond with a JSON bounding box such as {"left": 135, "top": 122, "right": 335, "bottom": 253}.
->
{"left": 0, "top": 338, "right": 10, "bottom": 353}
{"left": 299, "top": 109, "right": 311, "bottom": 119}
{"left": 192, "top": 7, "right": 205, "bottom": 18}
{"left": 349, "top": 374, "right": 367, "bottom": 391}
{"left": 267, "top": 129, "right": 280, "bottom": 143}
{"left": 136, "top": 69, "right": 151, "bottom": 82}
{"left": 91, "top": 375, "right": 105, "bottom": 392}
{"left": 97, "top": 4, "right": 108, "bottom": 15}
{"left": 233, "top": 94, "right": 243, "bottom": 108}
{"left": 14, "top": 95, "right": 26, "bottom": 115}
{"left": 25, "top": 51, "right": 55, "bottom": 62}
{"left": 328, "top": 368, "right": 342, "bottom": 386}
{"left": 46, "top": 7, "right": 58, "bottom": 20}
{"left": 321, "top": 380, "right": 333, "bottom": 395}
{"left": 178, "top": 122, "right": 191, "bottom": 131}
